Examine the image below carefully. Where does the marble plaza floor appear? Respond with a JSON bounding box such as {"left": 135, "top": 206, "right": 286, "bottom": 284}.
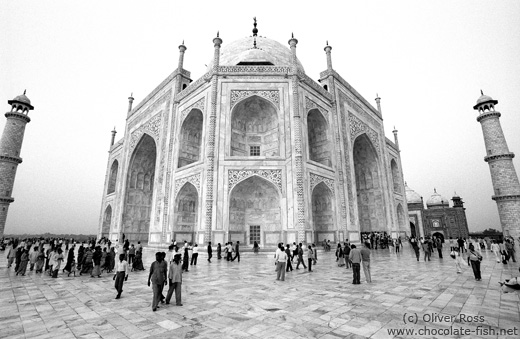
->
{"left": 1, "top": 245, "right": 519, "bottom": 339}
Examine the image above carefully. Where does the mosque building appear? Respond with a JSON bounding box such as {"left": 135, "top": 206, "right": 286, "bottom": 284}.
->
{"left": 405, "top": 184, "right": 469, "bottom": 241}
{"left": 98, "top": 20, "right": 409, "bottom": 247}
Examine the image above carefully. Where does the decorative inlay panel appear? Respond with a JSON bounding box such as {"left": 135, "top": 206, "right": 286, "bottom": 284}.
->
{"left": 345, "top": 97, "right": 380, "bottom": 128}
{"left": 181, "top": 97, "right": 205, "bottom": 122}
{"left": 297, "top": 71, "right": 333, "bottom": 100}
{"left": 129, "top": 91, "right": 171, "bottom": 129}
{"left": 348, "top": 113, "right": 381, "bottom": 156}
{"left": 310, "top": 173, "right": 335, "bottom": 194}
{"left": 175, "top": 173, "right": 201, "bottom": 197}
{"left": 230, "top": 90, "right": 279, "bottom": 109}
{"left": 129, "top": 112, "right": 162, "bottom": 149}
{"left": 228, "top": 169, "right": 282, "bottom": 193}
{"left": 218, "top": 66, "right": 291, "bottom": 73}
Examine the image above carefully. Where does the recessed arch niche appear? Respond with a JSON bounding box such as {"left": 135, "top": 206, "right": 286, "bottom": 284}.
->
{"left": 102, "top": 205, "right": 112, "bottom": 236}
{"left": 178, "top": 109, "right": 203, "bottom": 168}
{"left": 353, "top": 134, "right": 385, "bottom": 232}
{"left": 229, "top": 176, "right": 281, "bottom": 244}
{"left": 307, "top": 109, "right": 331, "bottom": 166}
{"left": 122, "top": 134, "right": 156, "bottom": 242}
{"left": 391, "top": 159, "right": 400, "bottom": 192}
{"left": 174, "top": 182, "right": 198, "bottom": 232}
{"left": 107, "top": 160, "right": 118, "bottom": 194}
{"left": 311, "top": 182, "right": 335, "bottom": 231}
{"left": 230, "top": 95, "right": 279, "bottom": 157}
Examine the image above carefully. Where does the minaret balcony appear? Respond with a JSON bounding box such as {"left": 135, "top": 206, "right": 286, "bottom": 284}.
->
{"left": 0, "top": 155, "right": 22, "bottom": 164}
{"left": 0, "top": 196, "right": 14, "bottom": 203}
{"left": 476, "top": 111, "right": 501, "bottom": 122}
{"left": 484, "top": 152, "right": 515, "bottom": 163}
{"left": 4, "top": 111, "right": 31, "bottom": 123}
{"left": 492, "top": 194, "right": 520, "bottom": 202}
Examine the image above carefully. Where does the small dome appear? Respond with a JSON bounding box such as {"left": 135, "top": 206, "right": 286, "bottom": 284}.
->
{"left": 405, "top": 183, "right": 422, "bottom": 204}
{"left": 207, "top": 36, "right": 305, "bottom": 72}
{"left": 426, "top": 189, "right": 449, "bottom": 207}
{"left": 8, "top": 92, "right": 34, "bottom": 110}
{"left": 473, "top": 92, "right": 498, "bottom": 110}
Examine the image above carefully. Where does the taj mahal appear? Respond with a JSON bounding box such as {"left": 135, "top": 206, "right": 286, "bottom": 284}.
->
{"left": 98, "top": 21, "right": 410, "bottom": 247}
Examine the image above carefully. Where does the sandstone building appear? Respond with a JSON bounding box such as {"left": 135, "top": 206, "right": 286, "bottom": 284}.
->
{"left": 405, "top": 185, "right": 469, "bottom": 240}
{"left": 99, "top": 22, "right": 409, "bottom": 247}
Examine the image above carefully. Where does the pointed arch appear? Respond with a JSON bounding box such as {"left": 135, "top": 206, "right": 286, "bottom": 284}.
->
{"left": 174, "top": 182, "right": 198, "bottom": 232}
{"left": 311, "top": 182, "right": 335, "bottom": 231}
{"left": 122, "top": 133, "right": 156, "bottom": 242}
{"left": 178, "top": 109, "right": 203, "bottom": 168}
{"left": 107, "top": 160, "right": 118, "bottom": 194}
{"left": 353, "top": 133, "right": 385, "bottom": 232}
{"left": 102, "top": 205, "right": 112, "bottom": 236}
{"left": 230, "top": 95, "right": 280, "bottom": 157}
{"left": 229, "top": 175, "right": 281, "bottom": 244}
{"left": 307, "top": 108, "right": 331, "bottom": 166}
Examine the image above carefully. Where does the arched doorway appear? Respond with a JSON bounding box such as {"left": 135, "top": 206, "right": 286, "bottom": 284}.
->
{"left": 107, "top": 160, "right": 118, "bottom": 194}
{"left": 102, "top": 205, "right": 112, "bottom": 236}
{"left": 122, "top": 134, "right": 156, "bottom": 243}
{"left": 353, "top": 134, "right": 385, "bottom": 232}
{"left": 229, "top": 176, "right": 281, "bottom": 245}
{"left": 312, "top": 182, "right": 334, "bottom": 230}
{"left": 173, "top": 182, "right": 198, "bottom": 242}
{"left": 432, "top": 232, "right": 444, "bottom": 243}
{"left": 410, "top": 222, "right": 416, "bottom": 238}
{"left": 307, "top": 109, "right": 331, "bottom": 166}
{"left": 178, "top": 109, "right": 203, "bottom": 168}
{"left": 230, "top": 96, "right": 279, "bottom": 157}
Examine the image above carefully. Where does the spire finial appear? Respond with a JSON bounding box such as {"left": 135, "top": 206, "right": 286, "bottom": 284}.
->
{"left": 252, "top": 17, "right": 258, "bottom": 37}
{"left": 217, "top": 31, "right": 219, "bottom": 38}
{"left": 434, "top": 188, "right": 437, "bottom": 193}
{"left": 480, "top": 89, "right": 484, "bottom": 95}
{"left": 326, "top": 40, "right": 329, "bottom": 45}
{"left": 182, "top": 40, "right": 184, "bottom": 45}
{"left": 130, "top": 92, "right": 133, "bottom": 97}
{"left": 23, "top": 89, "right": 26, "bottom": 95}
{"left": 292, "top": 32, "right": 294, "bottom": 38}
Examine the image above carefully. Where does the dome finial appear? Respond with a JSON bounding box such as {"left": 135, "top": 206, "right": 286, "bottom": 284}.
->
{"left": 217, "top": 31, "right": 219, "bottom": 38}
{"left": 292, "top": 32, "right": 294, "bottom": 38}
{"left": 23, "top": 89, "right": 26, "bottom": 95}
{"left": 252, "top": 17, "right": 258, "bottom": 37}
{"left": 434, "top": 188, "right": 437, "bottom": 193}
{"left": 480, "top": 89, "right": 483, "bottom": 96}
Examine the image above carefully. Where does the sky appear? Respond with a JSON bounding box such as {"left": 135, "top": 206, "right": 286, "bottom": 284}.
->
{"left": 1, "top": 0, "right": 519, "bottom": 235}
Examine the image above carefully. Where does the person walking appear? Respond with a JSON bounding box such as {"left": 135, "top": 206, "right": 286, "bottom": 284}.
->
{"left": 506, "top": 239, "right": 516, "bottom": 263}
{"left": 467, "top": 244, "right": 482, "bottom": 281}
{"left": 491, "top": 240, "right": 501, "bottom": 263}
{"left": 253, "top": 241, "right": 260, "bottom": 254}
{"left": 52, "top": 248, "right": 64, "bottom": 278}
{"left": 410, "top": 237, "right": 420, "bottom": 261}
{"left": 226, "top": 242, "right": 233, "bottom": 261}
{"left": 457, "top": 237, "right": 465, "bottom": 253}
{"left": 436, "top": 237, "right": 443, "bottom": 259}
{"left": 453, "top": 248, "right": 465, "bottom": 274}
{"left": 232, "top": 241, "right": 240, "bottom": 262}
{"left": 113, "top": 254, "right": 129, "bottom": 299}
{"left": 182, "top": 247, "right": 189, "bottom": 272}
{"left": 312, "top": 244, "right": 317, "bottom": 265}
{"left": 422, "top": 238, "right": 431, "bottom": 261}
{"left": 207, "top": 242, "right": 212, "bottom": 263}
{"left": 165, "top": 253, "right": 183, "bottom": 306}
{"left": 217, "top": 243, "right": 222, "bottom": 260}
{"left": 344, "top": 242, "right": 351, "bottom": 269}
{"left": 91, "top": 246, "right": 102, "bottom": 278}
{"left": 191, "top": 244, "right": 199, "bottom": 265}
{"left": 275, "top": 243, "right": 287, "bottom": 281}
{"left": 285, "top": 244, "right": 293, "bottom": 272}
{"left": 29, "top": 246, "right": 39, "bottom": 271}
{"left": 6, "top": 244, "right": 16, "bottom": 268}
{"left": 148, "top": 252, "right": 168, "bottom": 311}
{"left": 16, "top": 249, "right": 29, "bottom": 276}
{"left": 360, "top": 242, "right": 372, "bottom": 283}
{"left": 307, "top": 245, "right": 314, "bottom": 272}
{"left": 35, "top": 248, "right": 45, "bottom": 273}
{"left": 349, "top": 244, "right": 362, "bottom": 284}
{"left": 128, "top": 244, "right": 136, "bottom": 265}
{"left": 295, "top": 243, "right": 307, "bottom": 270}
{"left": 337, "top": 243, "right": 345, "bottom": 267}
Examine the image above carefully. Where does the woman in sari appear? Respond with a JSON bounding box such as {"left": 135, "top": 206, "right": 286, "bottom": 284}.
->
{"left": 35, "top": 248, "right": 45, "bottom": 273}
{"left": 16, "top": 249, "right": 29, "bottom": 276}
{"left": 63, "top": 246, "right": 75, "bottom": 273}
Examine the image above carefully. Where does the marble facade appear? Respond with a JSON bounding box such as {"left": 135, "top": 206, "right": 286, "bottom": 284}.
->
{"left": 99, "top": 28, "right": 409, "bottom": 247}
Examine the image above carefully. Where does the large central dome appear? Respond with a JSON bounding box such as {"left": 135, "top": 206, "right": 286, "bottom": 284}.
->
{"left": 207, "top": 36, "right": 305, "bottom": 72}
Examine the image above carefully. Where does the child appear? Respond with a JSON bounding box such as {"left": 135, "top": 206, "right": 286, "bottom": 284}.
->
{"left": 453, "top": 248, "right": 465, "bottom": 273}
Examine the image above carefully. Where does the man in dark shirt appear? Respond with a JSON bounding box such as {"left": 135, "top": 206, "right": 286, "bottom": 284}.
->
{"left": 207, "top": 242, "right": 212, "bottom": 263}
{"left": 232, "top": 241, "right": 240, "bottom": 262}
{"left": 148, "top": 252, "right": 168, "bottom": 311}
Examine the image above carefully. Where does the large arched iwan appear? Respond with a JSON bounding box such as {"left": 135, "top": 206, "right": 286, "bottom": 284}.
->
{"left": 230, "top": 95, "right": 279, "bottom": 157}
{"left": 353, "top": 134, "right": 386, "bottom": 232}
{"left": 229, "top": 175, "right": 281, "bottom": 245}
{"left": 122, "top": 134, "right": 156, "bottom": 243}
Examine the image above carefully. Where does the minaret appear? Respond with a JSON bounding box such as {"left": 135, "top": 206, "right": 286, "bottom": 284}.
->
{"left": 110, "top": 127, "right": 117, "bottom": 147}
{"left": 0, "top": 91, "right": 34, "bottom": 237}
{"left": 375, "top": 93, "right": 382, "bottom": 115}
{"left": 474, "top": 91, "right": 520, "bottom": 251}
{"left": 392, "top": 126, "right": 400, "bottom": 151}
{"left": 324, "top": 41, "right": 332, "bottom": 70}
{"left": 127, "top": 93, "right": 134, "bottom": 117}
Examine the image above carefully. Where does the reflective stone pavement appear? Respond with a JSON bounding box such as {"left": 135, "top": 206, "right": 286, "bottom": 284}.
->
{"left": 1, "top": 244, "right": 519, "bottom": 339}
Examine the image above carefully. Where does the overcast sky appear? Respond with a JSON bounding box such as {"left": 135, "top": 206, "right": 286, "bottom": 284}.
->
{"left": 1, "top": 0, "right": 519, "bottom": 235}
